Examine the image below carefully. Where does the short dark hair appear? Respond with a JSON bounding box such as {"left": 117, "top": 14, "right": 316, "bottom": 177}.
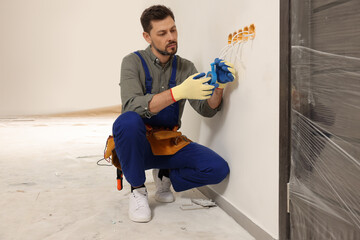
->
{"left": 140, "top": 5, "right": 175, "bottom": 33}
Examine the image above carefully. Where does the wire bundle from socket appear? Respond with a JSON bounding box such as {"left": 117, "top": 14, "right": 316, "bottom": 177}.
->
{"left": 219, "top": 24, "right": 256, "bottom": 66}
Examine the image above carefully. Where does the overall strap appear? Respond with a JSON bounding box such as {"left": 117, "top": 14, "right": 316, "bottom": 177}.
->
{"left": 134, "top": 52, "right": 177, "bottom": 92}
{"left": 169, "top": 55, "right": 177, "bottom": 88}
{"left": 134, "top": 51, "right": 152, "bottom": 94}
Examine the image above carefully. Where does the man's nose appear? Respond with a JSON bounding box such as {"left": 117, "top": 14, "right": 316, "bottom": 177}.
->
{"left": 167, "top": 32, "right": 176, "bottom": 41}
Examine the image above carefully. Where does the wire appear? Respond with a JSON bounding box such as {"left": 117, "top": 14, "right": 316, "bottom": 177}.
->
{"left": 97, "top": 135, "right": 113, "bottom": 167}
{"left": 97, "top": 158, "right": 112, "bottom": 167}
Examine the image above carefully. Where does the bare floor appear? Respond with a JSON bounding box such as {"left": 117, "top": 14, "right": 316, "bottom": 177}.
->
{"left": 0, "top": 116, "right": 254, "bottom": 240}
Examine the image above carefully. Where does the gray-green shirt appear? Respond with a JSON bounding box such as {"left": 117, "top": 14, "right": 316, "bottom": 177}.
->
{"left": 120, "top": 46, "right": 221, "bottom": 127}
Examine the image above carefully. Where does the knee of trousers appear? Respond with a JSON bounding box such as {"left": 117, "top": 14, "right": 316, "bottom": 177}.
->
{"left": 112, "top": 111, "right": 145, "bottom": 137}
{"left": 210, "top": 159, "right": 230, "bottom": 184}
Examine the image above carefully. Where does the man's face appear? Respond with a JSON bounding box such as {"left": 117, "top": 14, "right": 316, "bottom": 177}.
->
{"left": 144, "top": 16, "right": 178, "bottom": 56}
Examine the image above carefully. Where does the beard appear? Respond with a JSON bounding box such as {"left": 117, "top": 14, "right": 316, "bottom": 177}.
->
{"left": 152, "top": 41, "right": 178, "bottom": 56}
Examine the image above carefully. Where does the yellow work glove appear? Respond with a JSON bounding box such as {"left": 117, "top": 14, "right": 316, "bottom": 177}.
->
{"left": 170, "top": 73, "right": 214, "bottom": 101}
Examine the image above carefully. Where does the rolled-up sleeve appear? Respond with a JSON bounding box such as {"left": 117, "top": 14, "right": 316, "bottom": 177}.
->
{"left": 188, "top": 98, "right": 222, "bottom": 117}
{"left": 120, "top": 53, "right": 156, "bottom": 118}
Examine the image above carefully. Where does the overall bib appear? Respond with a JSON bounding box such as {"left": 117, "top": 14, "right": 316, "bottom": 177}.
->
{"left": 134, "top": 51, "right": 179, "bottom": 129}
{"left": 112, "top": 52, "right": 229, "bottom": 192}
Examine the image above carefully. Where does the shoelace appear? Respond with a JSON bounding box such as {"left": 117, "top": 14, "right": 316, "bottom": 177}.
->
{"left": 133, "top": 191, "right": 148, "bottom": 210}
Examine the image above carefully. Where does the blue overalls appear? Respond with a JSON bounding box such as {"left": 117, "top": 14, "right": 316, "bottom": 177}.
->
{"left": 112, "top": 52, "right": 229, "bottom": 192}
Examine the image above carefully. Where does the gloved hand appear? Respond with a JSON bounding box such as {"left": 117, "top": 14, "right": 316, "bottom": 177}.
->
{"left": 214, "top": 58, "right": 236, "bottom": 88}
{"left": 171, "top": 73, "right": 214, "bottom": 101}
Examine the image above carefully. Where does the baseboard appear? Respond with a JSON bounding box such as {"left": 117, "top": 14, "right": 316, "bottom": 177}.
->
{"left": 40, "top": 105, "right": 122, "bottom": 118}
{"left": 198, "top": 186, "right": 275, "bottom": 240}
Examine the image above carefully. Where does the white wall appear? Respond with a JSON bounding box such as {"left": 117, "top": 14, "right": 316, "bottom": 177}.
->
{"left": 0, "top": 0, "right": 148, "bottom": 116}
{"left": 168, "top": 1, "right": 280, "bottom": 238}
{"left": 0, "top": 0, "right": 279, "bottom": 238}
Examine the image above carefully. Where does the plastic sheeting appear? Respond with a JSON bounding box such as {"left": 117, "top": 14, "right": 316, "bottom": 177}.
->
{"left": 289, "top": 2, "right": 360, "bottom": 238}
{"left": 290, "top": 45, "right": 360, "bottom": 239}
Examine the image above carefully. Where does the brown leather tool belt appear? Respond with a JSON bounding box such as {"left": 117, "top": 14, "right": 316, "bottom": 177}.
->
{"left": 145, "top": 125, "right": 191, "bottom": 155}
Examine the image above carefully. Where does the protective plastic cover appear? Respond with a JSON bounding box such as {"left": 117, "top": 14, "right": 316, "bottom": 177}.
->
{"left": 289, "top": 0, "right": 360, "bottom": 239}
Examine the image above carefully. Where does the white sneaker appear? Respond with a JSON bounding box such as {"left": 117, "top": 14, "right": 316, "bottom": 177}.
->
{"left": 129, "top": 187, "right": 151, "bottom": 223}
{"left": 152, "top": 169, "right": 175, "bottom": 203}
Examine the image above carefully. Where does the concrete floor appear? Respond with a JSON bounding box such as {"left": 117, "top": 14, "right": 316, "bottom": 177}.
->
{"left": 0, "top": 116, "right": 254, "bottom": 240}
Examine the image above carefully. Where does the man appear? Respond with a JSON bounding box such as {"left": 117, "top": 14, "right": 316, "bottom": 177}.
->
{"left": 112, "top": 5, "right": 235, "bottom": 223}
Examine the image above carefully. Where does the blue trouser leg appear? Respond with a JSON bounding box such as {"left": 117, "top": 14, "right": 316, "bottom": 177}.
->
{"left": 112, "top": 111, "right": 230, "bottom": 191}
{"left": 146, "top": 143, "right": 230, "bottom": 192}
{"left": 112, "top": 111, "right": 151, "bottom": 187}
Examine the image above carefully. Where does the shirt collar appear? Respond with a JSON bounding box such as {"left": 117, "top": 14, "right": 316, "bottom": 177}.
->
{"left": 145, "top": 45, "right": 173, "bottom": 68}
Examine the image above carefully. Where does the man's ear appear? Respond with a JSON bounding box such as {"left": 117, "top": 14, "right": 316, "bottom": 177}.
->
{"left": 143, "top": 32, "right": 152, "bottom": 44}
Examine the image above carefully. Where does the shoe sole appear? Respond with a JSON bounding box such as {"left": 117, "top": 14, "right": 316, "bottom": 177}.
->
{"left": 129, "top": 214, "right": 151, "bottom": 223}
{"left": 154, "top": 194, "right": 175, "bottom": 203}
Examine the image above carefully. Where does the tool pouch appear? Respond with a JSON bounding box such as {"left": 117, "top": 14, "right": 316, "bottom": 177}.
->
{"left": 104, "top": 135, "right": 123, "bottom": 191}
{"left": 145, "top": 125, "right": 191, "bottom": 155}
{"left": 104, "top": 136, "right": 121, "bottom": 169}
